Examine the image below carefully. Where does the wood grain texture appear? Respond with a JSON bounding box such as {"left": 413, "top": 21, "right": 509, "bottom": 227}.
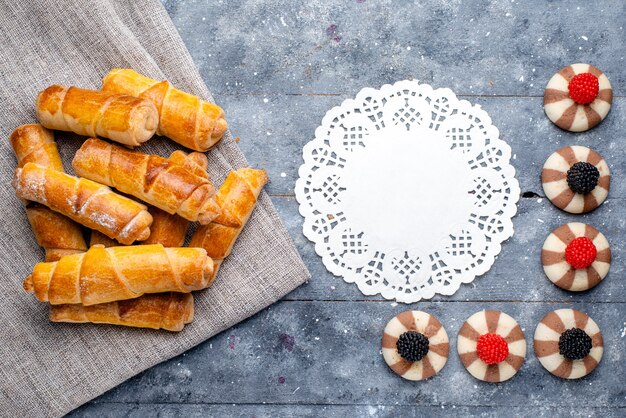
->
{"left": 71, "top": 0, "right": 626, "bottom": 416}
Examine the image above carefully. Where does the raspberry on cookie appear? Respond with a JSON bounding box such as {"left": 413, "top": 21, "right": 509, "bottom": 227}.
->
{"left": 534, "top": 309, "right": 603, "bottom": 379}
{"left": 542, "top": 145, "right": 610, "bottom": 214}
{"left": 544, "top": 63, "right": 612, "bottom": 132}
{"left": 457, "top": 310, "right": 526, "bottom": 382}
{"left": 382, "top": 311, "right": 449, "bottom": 381}
{"left": 542, "top": 223, "right": 610, "bottom": 292}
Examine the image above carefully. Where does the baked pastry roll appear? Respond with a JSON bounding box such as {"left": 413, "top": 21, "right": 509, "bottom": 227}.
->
{"left": 102, "top": 68, "right": 227, "bottom": 151}
{"left": 13, "top": 163, "right": 152, "bottom": 245}
{"left": 190, "top": 168, "right": 268, "bottom": 281}
{"left": 36, "top": 85, "right": 158, "bottom": 147}
{"left": 89, "top": 230, "right": 120, "bottom": 248}
{"left": 141, "top": 151, "right": 210, "bottom": 247}
{"left": 24, "top": 244, "right": 213, "bottom": 305}
{"left": 50, "top": 292, "right": 194, "bottom": 332}
{"left": 72, "top": 138, "right": 220, "bottom": 224}
{"left": 141, "top": 206, "right": 190, "bottom": 248}
{"left": 10, "top": 124, "right": 87, "bottom": 261}
{"left": 168, "top": 150, "right": 210, "bottom": 179}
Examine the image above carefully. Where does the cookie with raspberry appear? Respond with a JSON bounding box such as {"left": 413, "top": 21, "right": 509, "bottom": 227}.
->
{"left": 457, "top": 310, "right": 526, "bottom": 382}
{"left": 542, "top": 223, "right": 611, "bottom": 291}
{"left": 542, "top": 145, "right": 610, "bottom": 214}
{"left": 534, "top": 309, "right": 603, "bottom": 379}
{"left": 544, "top": 63, "right": 612, "bottom": 132}
{"left": 382, "top": 311, "right": 449, "bottom": 381}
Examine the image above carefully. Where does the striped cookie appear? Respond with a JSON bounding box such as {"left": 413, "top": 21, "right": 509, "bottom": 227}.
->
{"left": 534, "top": 309, "right": 603, "bottom": 379}
{"left": 382, "top": 311, "right": 449, "bottom": 381}
{"left": 544, "top": 63, "right": 612, "bottom": 132}
{"left": 542, "top": 145, "right": 610, "bottom": 214}
{"left": 457, "top": 310, "right": 526, "bottom": 382}
{"left": 542, "top": 223, "right": 611, "bottom": 291}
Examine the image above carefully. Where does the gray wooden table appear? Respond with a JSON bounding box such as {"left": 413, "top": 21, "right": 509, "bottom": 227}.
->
{"left": 70, "top": 1, "right": 625, "bottom": 416}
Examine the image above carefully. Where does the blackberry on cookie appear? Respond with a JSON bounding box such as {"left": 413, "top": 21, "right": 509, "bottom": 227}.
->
{"left": 542, "top": 145, "right": 610, "bottom": 214}
{"left": 534, "top": 309, "right": 603, "bottom": 379}
{"left": 382, "top": 311, "right": 449, "bottom": 381}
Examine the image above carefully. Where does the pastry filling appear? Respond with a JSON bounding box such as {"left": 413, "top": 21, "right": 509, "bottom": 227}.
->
{"left": 565, "top": 236, "right": 597, "bottom": 269}
{"left": 396, "top": 331, "right": 429, "bottom": 362}
{"left": 566, "top": 161, "right": 599, "bottom": 194}
{"left": 559, "top": 328, "right": 592, "bottom": 360}
{"left": 476, "top": 333, "right": 509, "bottom": 365}
{"left": 568, "top": 73, "right": 599, "bottom": 105}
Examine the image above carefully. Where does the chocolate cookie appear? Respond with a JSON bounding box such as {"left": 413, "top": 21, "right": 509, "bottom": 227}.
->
{"left": 382, "top": 311, "right": 449, "bottom": 381}
{"left": 457, "top": 310, "right": 526, "bottom": 382}
{"left": 544, "top": 63, "right": 612, "bottom": 132}
{"left": 534, "top": 309, "right": 603, "bottom": 379}
{"left": 542, "top": 145, "right": 610, "bottom": 214}
{"left": 542, "top": 223, "right": 611, "bottom": 291}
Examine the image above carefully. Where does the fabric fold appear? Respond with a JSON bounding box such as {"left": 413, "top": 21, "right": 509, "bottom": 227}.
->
{"left": 0, "top": 1, "right": 309, "bottom": 416}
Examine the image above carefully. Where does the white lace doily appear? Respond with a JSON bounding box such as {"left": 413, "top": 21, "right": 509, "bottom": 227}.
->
{"left": 295, "top": 80, "right": 520, "bottom": 303}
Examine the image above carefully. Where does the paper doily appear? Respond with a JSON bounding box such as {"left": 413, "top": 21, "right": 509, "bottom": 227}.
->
{"left": 295, "top": 80, "right": 520, "bottom": 303}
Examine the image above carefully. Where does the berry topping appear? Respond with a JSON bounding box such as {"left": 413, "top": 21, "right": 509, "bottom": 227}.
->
{"left": 568, "top": 73, "right": 599, "bottom": 105}
{"left": 567, "top": 161, "right": 600, "bottom": 194}
{"left": 559, "top": 328, "right": 592, "bottom": 360}
{"left": 476, "top": 333, "right": 509, "bottom": 365}
{"left": 396, "top": 331, "right": 429, "bottom": 362}
{"left": 565, "top": 237, "right": 597, "bottom": 269}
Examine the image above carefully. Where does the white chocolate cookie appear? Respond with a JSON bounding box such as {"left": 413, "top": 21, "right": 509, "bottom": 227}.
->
{"left": 534, "top": 309, "right": 603, "bottom": 379}
{"left": 382, "top": 311, "right": 449, "bottom": 381}
{"left": 457, "top": 310, "right": 526, "bottom": 382}
{"left": 544, "top": 63, "right": 612, "bottom": 132}
{"left": 542, "top": 145, "right": 610, "bottom": 214}
{"left": 542, "top": 223, "right": 611, "bottom": 291}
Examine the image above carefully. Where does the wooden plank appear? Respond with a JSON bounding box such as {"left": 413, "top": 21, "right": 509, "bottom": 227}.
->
{"left": 220, "top": 94, "right": 626, "bottom": 197}
{"left": 270, "top": 195, "right": 625, "bottom": 302}
{"left": 69, "top": 403, "right": 626, "bottom": 418}
{"left": 73, "top": 301, "right": 625, "bottom": 408}
{"left": 165, "top": 0, "right": 626, "bottom": 98}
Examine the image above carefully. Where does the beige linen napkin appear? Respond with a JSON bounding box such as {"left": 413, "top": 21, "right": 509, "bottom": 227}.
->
{"left": 0, "top": 1, "right": 309, "bottom": 416}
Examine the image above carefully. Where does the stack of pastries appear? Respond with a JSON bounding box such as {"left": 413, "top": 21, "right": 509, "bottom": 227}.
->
{"left": 10, "top": 69, "right": 268, "bottom": 332}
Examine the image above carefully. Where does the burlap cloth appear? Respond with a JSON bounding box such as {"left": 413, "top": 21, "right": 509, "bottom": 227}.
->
{"left": 0, "top": 1, "right": 310, "bottom": 416}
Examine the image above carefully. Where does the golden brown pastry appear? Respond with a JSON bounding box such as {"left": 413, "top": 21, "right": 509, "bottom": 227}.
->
{"left": 24, "top": 204, "right": 87, "bottom": 261}
{"left": 72, "top": 138, "right": 220, "bottom": 224}
{"left": 13, "top": 163, "right": 152, "bottom": 245}
{"left": 141, "top": 206, "right": 189, "bottom": 247}
{"left": 10, "top": 124, "right": 64, "bottom": 171}
{"left": 36, "top": 85, "right": 158, "bottom": 147}
{"left": 168, "top": 150, "right": 210, "bottom": 179}
{"left": 101, "top": 68, "right": 227, "bottom": 151}
{"left": 50, "top": 292, "right": 194, "bottom": 332}
{"left": 140, "top": 150, "right": 211, "bottom": 247}
{"left": 89, "top": 230, "right": 120, "bottom": 248}
{"left": 190, "top": 168, "right": 268, "bottom": 281}
{"left": 9, "top": 124, "right": 87, "bottom": 261}
{"left": 23, "top": 244, "right": 214, "bottom": 305}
